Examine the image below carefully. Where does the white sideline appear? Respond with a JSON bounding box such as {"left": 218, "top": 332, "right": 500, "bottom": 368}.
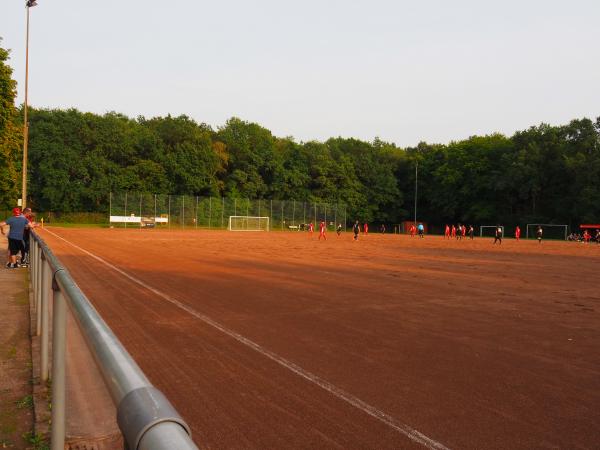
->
{"left": 44, "top": 228, "right": 450, "bottom": 450}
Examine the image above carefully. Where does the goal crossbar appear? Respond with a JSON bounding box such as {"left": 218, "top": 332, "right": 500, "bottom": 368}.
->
{"left": 228, "top": 216, "right": 270, "bottom": 231}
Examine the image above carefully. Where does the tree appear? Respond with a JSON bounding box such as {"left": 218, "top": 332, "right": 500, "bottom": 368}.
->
{"left": 0, "top": 39, "right": 21, "bottom": 209}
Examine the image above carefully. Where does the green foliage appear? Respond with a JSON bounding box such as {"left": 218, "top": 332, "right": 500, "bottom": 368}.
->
{"left": 0, "top": 39, "right": 21, "bottom": 209}
{"left": 22, "top": 431, "right": 49, "bottom": 450}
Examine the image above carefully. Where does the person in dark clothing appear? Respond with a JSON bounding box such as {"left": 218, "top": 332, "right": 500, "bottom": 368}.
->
{"left": 493, "top": 225, "right": 503, "bottom": 245}
{"left": 1, "top": 208, "right": 30, "bottom": 268}
{"left": 353, "top": 221, "right": 360, "bottom": 241}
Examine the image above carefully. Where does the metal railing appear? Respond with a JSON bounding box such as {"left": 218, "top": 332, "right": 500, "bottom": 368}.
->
{"left": 29, "top": 231, "right": 198, "bottom": 450}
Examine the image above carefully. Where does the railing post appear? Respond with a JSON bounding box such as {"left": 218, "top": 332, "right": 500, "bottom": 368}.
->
{"left": 50, "top": 279, "right": 66, "bottom": 450}
{"left": 30, "top": 237, "right": 37, "bottom": 310}
{"left": 40, "top": 255, "right": 51, "bottom": 382}
{"left": 35, "top": 243, "right": 43, "bottom": 336}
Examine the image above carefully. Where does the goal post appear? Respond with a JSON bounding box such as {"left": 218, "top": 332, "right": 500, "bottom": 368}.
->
{"left": 228, "top": 216, "right": 270, "bottom": 231}
{"left": 480, "top": 225, "right": 504, "bottom": 238}
{"left": 526, "top": 224, "right": 568, "bottom": 240}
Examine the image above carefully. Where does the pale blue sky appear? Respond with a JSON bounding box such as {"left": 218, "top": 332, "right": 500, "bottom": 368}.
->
{"left": 1, "top": 0, "right": 599, "bottom": 146}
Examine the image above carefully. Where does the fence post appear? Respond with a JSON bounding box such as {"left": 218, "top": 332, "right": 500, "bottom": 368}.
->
{"left": 31, "top": 237, "right": 37, "bottom": 311}
{"left": 35, "top": 244, "right": 42, "bottom": 336}
{"left": 334, "top": 205, "right": 337, "bottom": 229}
{"left": 124, "top": 192, "right": 128, "bottom": 229}
{"left": 29, "top": 237, "right": 34, "bottom": 299}
{"left": 109, "top": 192, "right": 112, "bottom": 219}
{"left": 40, "top": 255, "right": 51, "bottom": 382}
{"left": 344, "top": 207, "right": 347, "bottom": 231}
{"left": 303, "top": 202, "right": 306, "bottom": 225}
{"left": 50, "top": 281, "right": 66, "bottom": 450}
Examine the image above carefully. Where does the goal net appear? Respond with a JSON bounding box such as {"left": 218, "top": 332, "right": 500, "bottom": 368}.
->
{"left": 228, "top": 216, "right": 270, "bottom": 232}
{"left": 480, "top": 225, "right": 504, "bottom": 238}
{"left": 526, "top": 224, "right": 568, "bottom": 240}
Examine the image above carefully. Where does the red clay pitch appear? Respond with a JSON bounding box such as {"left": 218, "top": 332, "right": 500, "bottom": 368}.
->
{"left": 39, "top": 228, "right": 600, "bottom": 449}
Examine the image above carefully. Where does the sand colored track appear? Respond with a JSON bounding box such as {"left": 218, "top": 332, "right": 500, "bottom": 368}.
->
{"left": 39, "top": 228, "right": 600, "bottom": 449}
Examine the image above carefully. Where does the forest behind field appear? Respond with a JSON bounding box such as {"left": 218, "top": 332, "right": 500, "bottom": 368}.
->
{"left": 1, "top": 42, "right": 599, "bottom": 227}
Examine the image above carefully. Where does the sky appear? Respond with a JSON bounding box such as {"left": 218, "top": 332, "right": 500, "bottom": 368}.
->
{"left": 1, "top": 0, "right": 599, "bottom": 147}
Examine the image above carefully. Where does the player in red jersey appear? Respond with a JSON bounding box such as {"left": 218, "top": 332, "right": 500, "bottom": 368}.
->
{"left": 318, "top": 221, "right": 327, "bottom": 240}
{"left": 583, "top": 229, "right": 591, "bottom": 243}
{"left": 308, "top": 222, "right": 314, "bottom": 237}
{"left": 515, "top": 225, "right": 521, "bottom": 241}
{"left": 461, "top": 224, "right": 467, "bottom": 239}
{"left": 364, "top": 223, "right": 369, "bottom": 235}
{"left": 409, "top": 224, "right": 416, "bottom": 237}
{"left": 444, "top": 224, "right": 450, "bottom": 239}
{"left": 451, "top": 225, "right": 456, "bottom": 239}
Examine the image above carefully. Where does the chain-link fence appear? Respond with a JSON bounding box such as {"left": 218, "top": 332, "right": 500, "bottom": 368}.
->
{"left": 108, "top": 192, "right": 347, "bottom": 231}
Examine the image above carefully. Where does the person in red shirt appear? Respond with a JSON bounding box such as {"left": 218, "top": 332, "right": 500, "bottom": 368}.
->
{"left": 451, "top": 225, "right": 456, "bottom": 239}
{"left": 318, "top": 221, "right": 327, "bottom": 240}
{"left": 515, "top": 225, "right": 521, "bottom": 241}
{"left": 308, "top": 222, "right": 314, "bottom": 237}
{"left": 583, "top": 230, "right": 591, "bottom": 243}
{"left": 461, "top": 224, "right": 467, "bottom": 239}
{"left": 444, "top": 224, "right": 450, "bottom": 239}
{"left": 409, "top": 224, "right": 416, "bottom": 237}
{"left": 363, "top": 223, "right": 369, "bottom": 235}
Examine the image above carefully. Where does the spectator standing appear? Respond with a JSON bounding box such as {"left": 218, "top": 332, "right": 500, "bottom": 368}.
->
{"left": 1, "top": 208, "right": 30, "bottom": 269}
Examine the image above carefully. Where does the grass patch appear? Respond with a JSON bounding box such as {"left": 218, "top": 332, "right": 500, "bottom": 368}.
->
{"left": 45, "top": 222, "right": 108, "bottom": 228}
{"left": 16, "top": 395, "right": 33, "bottom": 409}
{"left": 22, "top": 431, "right": 49, "bottom": 450}
{"left": 5, "top": 345, "right": 16, "bottom": 359}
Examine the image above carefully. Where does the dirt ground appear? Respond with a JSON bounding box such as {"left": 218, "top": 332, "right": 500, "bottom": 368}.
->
{"left": 39, "top": 227, "right": 600, "bottom": 449}
{"left": 0, "top": 240, "right": 33, "bottom": 449}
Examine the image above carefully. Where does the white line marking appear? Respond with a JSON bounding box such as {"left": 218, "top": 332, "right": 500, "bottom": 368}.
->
{"left": 45, "top": 228, "right": 450, "bottom": 450}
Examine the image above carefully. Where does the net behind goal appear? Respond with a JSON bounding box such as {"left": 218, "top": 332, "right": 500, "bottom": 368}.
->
{"left": 228, "top": 216, "right": 270, "bottom": 231}
{"left": 526, "top": 224, "right": 568, "bottom": 240}
{"left": 480, "top": 225, "right": 504, "bottom": 238}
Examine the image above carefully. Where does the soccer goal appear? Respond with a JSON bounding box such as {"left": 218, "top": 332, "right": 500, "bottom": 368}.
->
{"left": 526, "top": 224, "right": 568, "bottom": 240}
{"left": 228, "top": 216, "right": 270, "bottom": 231}
{"left": 480, "top": 225, "right": 504, "bottom": 238}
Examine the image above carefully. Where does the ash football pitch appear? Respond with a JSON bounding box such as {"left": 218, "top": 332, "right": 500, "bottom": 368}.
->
{"left": 41, "top": 227, "right": 600, "bottom": 449}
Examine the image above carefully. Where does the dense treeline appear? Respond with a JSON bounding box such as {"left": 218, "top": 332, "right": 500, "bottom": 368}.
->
{"left": 18, "top": 109, "right": 600, "bottom": 228}
{"left": 0, "top": 40, "right": 21, "bottom": 208}
{"left": 1, "top": 42, "right": 599, "bottom": 227}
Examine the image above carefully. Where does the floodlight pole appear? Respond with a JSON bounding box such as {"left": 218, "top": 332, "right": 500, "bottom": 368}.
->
{"left": 414, "top": 159, "right": 418, "bottom": 226}
{"left": 22, "top": 1, "right": 36, "bottom": 208}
